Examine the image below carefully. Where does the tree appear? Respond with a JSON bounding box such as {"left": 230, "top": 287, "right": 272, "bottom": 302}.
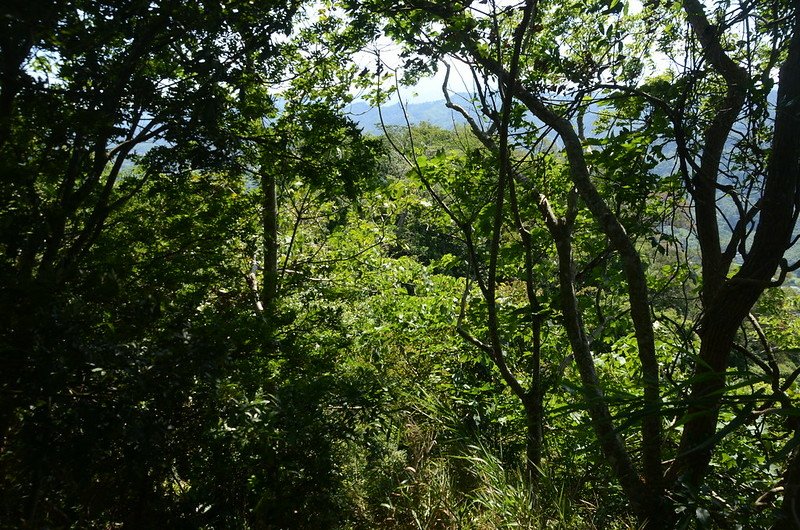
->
{"left": 344, "top": 0, "right": 800, "bottom": 526}
{"left": 0, "top": 0, "right": 301, "bottom": 426}
{"left": 0, "top": 1, "right": 388, "bottom": 526}
{"left": 0, "top": 0, "right": 400, "bottom": 524}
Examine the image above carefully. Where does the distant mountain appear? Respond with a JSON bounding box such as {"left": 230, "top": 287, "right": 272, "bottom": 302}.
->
{"left": 349, "top": 88, "right": 778, "bottom": 136}
{"left": 353, "top": 92, "right": 799, "bottom": 268}
{"left": 347, "top": 99, "right": 473, "bottom": 133}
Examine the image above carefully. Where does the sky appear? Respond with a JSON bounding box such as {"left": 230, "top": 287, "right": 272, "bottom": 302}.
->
{"left": 350, "top": 0, "right": 649, "bottom": 104}
{"left": 350, "top": 38, "right": 477, "bottom": 104}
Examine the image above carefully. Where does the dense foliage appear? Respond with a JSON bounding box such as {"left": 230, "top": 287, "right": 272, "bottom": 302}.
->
{"left": 1, "top": 0, "right": 799, "bottom": 528}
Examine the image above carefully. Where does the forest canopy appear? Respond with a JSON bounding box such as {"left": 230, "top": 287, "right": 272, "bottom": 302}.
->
{"left": 1, "top": 0, "right": 799, "bottom": 528}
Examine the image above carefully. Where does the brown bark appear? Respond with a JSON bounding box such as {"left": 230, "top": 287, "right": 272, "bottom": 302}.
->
{"left": 672, "top": 2, "right": 800, "bottom": 487}
{"left": 523, "top": 393, "right": 543, "bottom": 485}
{"left": 682, "top": 0, "right": 749, "bottom": 305}
{"left": 524, "top": 94, "right": 664, "bottom": 493}
{"left": 450, "top": 46, "right": 664, "bottom": 492}
{"left": 439, "top": 30, "right": 666, "bottom": 517}
{"left": 551, "top": 222, "right": 668, "bottom": 524}
{"left": 511, "top": 178, "right": 544, "bottom": 481}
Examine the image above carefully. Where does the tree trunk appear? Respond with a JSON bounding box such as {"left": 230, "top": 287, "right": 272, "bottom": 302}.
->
{"left": 673, "top": 4, "right": 800, "bottom": 485}
{"left": 777, "top": 439, "right": 800, "bottom": 529}
{"left": 262, "top": 169, "right": 278, "bottom": 311}
{"left": 673, "top": 281, "right": 763, "bottom": 485}
{"left": 523, "top": 392, "right": 543, "bottom": 488}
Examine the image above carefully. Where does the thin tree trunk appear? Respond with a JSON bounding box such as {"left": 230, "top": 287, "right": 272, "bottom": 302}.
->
{"left": 551, "top": 223, "right": 666, "bottom": 524}
{"left": 262, "top": 169, "right": 278, "bottom": 311}
{"left": 523, "top": 393, "right": 543, "bottom": 487}
{"left": 443, "top": 73, "right": 547, "bottom": 493}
